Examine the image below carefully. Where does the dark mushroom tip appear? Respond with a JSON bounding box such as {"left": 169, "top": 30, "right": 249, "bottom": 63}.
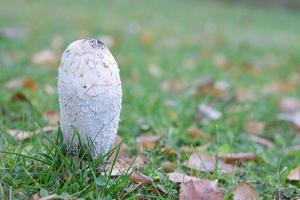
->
{"left": 88, "top": 38, "right": 105, "bottom": 49}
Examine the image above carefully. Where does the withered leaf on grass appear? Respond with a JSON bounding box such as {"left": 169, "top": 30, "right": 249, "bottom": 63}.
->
{"left": 161, "top": 79, "right": 184, "bottom": 94}
{"left": 279, "top": 97, "right": 300, "bottom": 113}
{"left": 136, "top": 135, "right": 161, "bottom": 150}
{"left": 197, "top": 104, "right": 222, "bottom": 125}
{"left": 233, "top": 183, "right": 259, "bottom": 200}
{"left": 249, "top": 135, "right": 274, "bottom": 149}
{"left": 287, "top": 167, "right": 300, "bottom": 181}
{"left": 277, "top": 111, "right": 300, "bottom": 129}
{"left": 262, "top": 81, "right": 296, "bottom": 95}
{"left": 185, "top": 152, "right": 238, "bottom": 173}
{"left": 217, "top": 152, "right": 257, "bottom": 164}
{"left": 4, "top": 77, "right": 38, "bottom": 92}
{"left": 7, "top": 130, "right": 36, "bottom": 140}
{"left": 189, "top": 77, "right": 229, "bottom": 99}
{"left": 161, "top": 161, "right": 177, "bottom": 172}
{"left": 179, "top": 180, "right": 224, "bottom": 200}
{"left": 245, "top": 120, "right": 265, "bottom": 135}
{"left": 11, "top": 92, "right": 28, "bottom": 101}
{"left": 167, "top": 172, "right": 200, "bottom": 183}
{"left": 7, "top": 126, "right": 56, "bottom": 141}
{"left": 31, "top": 49, "right": 58, "bottom": 66}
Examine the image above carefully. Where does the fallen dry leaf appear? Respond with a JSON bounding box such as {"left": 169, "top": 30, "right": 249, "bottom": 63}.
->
{"left": 278, "top": 111, "right": 300, "bottom": 129}
{"left": 39, "top": 194, "right": 57, "bottom": 200}
{"left": 189, "top": 77, "right": 229, "bottom": 99}
{"left": 245, "top": 120, "right": 265, "bottom": 135}
{"left": 32, "top": 193, "right": 40, "bottom": 200}
{"left": 11, "top": 92, "right": 28, "bottom": 101}
{"left": 233, "top": 183, "right": 259, "bottom": 200}
{"left": 185, "top": 152, "right": 238, "bottom": 173}
{"left": 179, "top": 180, "right": 224, "bottom": 200}
{"left": 213, "top": 53, "right": 231, "bottom": 69}
{"left": 197, "top": 104, "right": 222, "bottom": 125}
{"left": 262, "top": 81, "right": 296, "bottom": 95}
{"left": 4, "top": 77, "right": 38, "bottom": 92}
{"left": 162, "top": 161, "right": 177, "bottom": 172}
{"left": 7, "top": 129, "right": 36, "bottom": 140}
{"left": 31, "top": 49, "right": 57, "bottom": 66}
{"left": 167, "top": 172, "right": 200, "bottom": 183}
{"left": 217, "top": 152, "right": 257, "bottom": 164}
{"left": 136, "top": 135, "right": 161, "bottom": 150}
{"left": 44, "top": 110, "right": 60, "bottom": 125}
{"left": 287, "top": 144, "right": 300, "bottom": 153}
{"left": 279, "top": 97, "right": 300, "bottom": 113}
{"left": 131, "top": 171, "right": 167, "bottom": 195}
{"left": 287, "top": 167, "right": 300, "bottom": 181}
{"left": 161, "top": 79, "right": 184, "bottom": 94}
{"left": 7, "top": 126, "right": 56, "bottom": 141}
{"left": 163, "top": 147, "right": 177, "bottom": 156}
{"left": 249, "top": 135, "right": 274, "bottom": 149}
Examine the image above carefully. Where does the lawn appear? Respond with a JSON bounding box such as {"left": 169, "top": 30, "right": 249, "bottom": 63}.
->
{"left": 1, "top": 0, "right": 300, "bottom": 199}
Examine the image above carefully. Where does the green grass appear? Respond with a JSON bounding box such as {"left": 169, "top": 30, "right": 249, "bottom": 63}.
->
{"left": 1, "top": 0, "right": 300, "bottom": 199}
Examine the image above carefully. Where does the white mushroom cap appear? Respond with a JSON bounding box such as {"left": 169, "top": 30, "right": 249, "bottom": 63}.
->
{"left": 58, "top": 39, "right": 122, "bottom": 157}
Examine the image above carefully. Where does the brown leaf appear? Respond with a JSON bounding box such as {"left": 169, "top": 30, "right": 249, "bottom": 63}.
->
{"left": 130, "top": 172, "right": 167, "bottom": 195}
{"left": 249, "top": 135, "right": 274, "bottom": 149}
{"left": 278, "top": 111, "right": 300, "bottom": 129}
{"left": 262, "top": 81, "right": 296, "bottom": 95}
{"left": 279, "top": 97, "right": 300, "bottom": 113}
{"left": 7, "top": 129, "right": 36, "bottom": 140}
{"left": 11, "top": 92, "right": 28, "bottom": 101}
{"left": 287, "top": 167, "right": 300, "bottom": 181}
{"left": 161, "top": 161, "right": 177, "bottom": 172}
{"left": 136, "top": 135, "right": 161, "bottom": 150}
{"left": 44, "top": 110, "right": 60, "bottom": 125}
{"left": 7, "top": 126, "right": 56, "bottom": 141}
{"left": 130, "top": 172, "right": 153, "bottom": 185}
{"left": 185, "top": 152, "right": 238, "bottom": 174}
{"left": 167, "top": 172, "right": 200, "bottom": 183}
{"left": 217, "top": 152, "right": 257, "bottom": 164}
{"left": 233, "top": 183, "right": 259, "bottom": 200}
{"left": 23, "top": 78, "right": 38, "bottom": 92}
{"left": 179, "top": 180, "right": 224, "bottom": 200}
{"left": 31, "top": 49, "right": 57, "bottom": 66}
{"left": 163, "top": 147, "right": 177, "bottom": 156}
{"left": 190, "top": 78, "right": 229, "bottom": 99}
{"left": 4, "top": 77, "right": 38, "bottom": 92}
{"left": 161, "top": 80, "right": 183, "bottom": 94}
{"left": 245, "top": 120, "right": 265, "bottom": 135}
